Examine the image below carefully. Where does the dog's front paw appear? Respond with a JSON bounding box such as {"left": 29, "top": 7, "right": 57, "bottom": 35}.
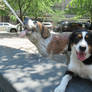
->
{"left": 54, "top": 86, "right": 65, "bottom": 92}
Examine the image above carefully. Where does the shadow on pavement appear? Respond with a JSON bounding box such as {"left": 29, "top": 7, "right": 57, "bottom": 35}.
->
{"left": 0, "top": 45, "right": 67, "bottom": 92}
{"left": 66, "top": 76, "right": 92, "bottom": 92}
{"left": 0, "top": 74, "right": 17, "bottom": 92}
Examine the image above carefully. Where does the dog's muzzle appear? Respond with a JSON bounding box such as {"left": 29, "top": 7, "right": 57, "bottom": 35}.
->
{"left": 19, "top": 19, "right": 38, "bottom": 37}
{"left": 79, "top": 46, "right": 86, "bottom": 52}
{"left": 76, "top": 45, "right": 87, "bottom": 61}
{"left": 76, "top": 51, "right": 86, "bottom": 61}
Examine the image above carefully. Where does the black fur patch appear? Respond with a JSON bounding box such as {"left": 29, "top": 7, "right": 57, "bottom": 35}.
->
{"left": 68, "top": 29, "right": 92, "bottom": 51}
{"left": 83, "top": 55, "right": 92, "bottom": 65}
{"left": 65, "top": 71, "right": 75, "bottom": 76}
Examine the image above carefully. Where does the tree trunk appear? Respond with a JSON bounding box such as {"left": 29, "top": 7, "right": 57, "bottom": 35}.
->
{"left": 89, "top": 14, "right": 92, "bottom": 30}
{"left": 90, "top": 16, "right": 92, "bottom": 22}
{"left": 19, "top": 13, "right": 23, "bottom": 31}
{"left": 18, "top": 0, "right": 23, "bottom": 31}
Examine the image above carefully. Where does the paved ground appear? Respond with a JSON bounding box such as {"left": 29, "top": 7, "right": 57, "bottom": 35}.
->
{"left": 0, "top": 32, "right": 67, "bottom": 92}
{"left": 0, "top": 32, "right": 92, "bottom": 92}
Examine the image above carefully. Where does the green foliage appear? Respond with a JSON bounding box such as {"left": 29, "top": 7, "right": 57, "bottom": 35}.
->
{"left": 0, "top": 0, "right": 8, "bottom": 16}
{"left": 0, "top": 9, "right": 6, "bottom": 16}
{"left": 66, "top": 0, "right": 92, "bottom": 21}
{"left": 10, "top": 14, "right": 17, "bottom": 21}
{"left": 52, "top": 10, "right": 65, "bottom": 24}
{"left": 27, "top": 0, "right": 62, "bottom": 17}
{"left": 2, "top": 0, "right": 61, "bottom": 21}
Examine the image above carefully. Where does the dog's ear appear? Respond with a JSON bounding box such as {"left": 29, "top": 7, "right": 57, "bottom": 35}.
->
{"left": 68, "top": 32, "right": 74, "bottom": 51}
{"left": 41, "top": 26, "right": 50, "bottom": 39}
{"left": 37, "top": 22, "right": 42, "bottom": 31}
{"left": 89, "top": 31, "right": 92, "bottom": 54}
{"left": 37, "top": 22, "right": 50, "bottom": 39}
{"left": 68, "top": 39, "right": 71, "bottom": 51}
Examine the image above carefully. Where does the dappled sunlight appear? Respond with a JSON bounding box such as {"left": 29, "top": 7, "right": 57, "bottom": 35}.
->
{"left": 0, "top": 56, "right": 9, "bottom": 62}
{"left": 0, "top": 43, "right": 67, "bottom": 92}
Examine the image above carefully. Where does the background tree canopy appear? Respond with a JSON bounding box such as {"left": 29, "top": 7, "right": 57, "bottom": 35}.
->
{"left": 0, "top": 0, "right": 92, "bottom": 23}
{"left": 66, "top": 0, "right": 92, "bottom": 21}
{"left": 1, "top": 0, "right": 61, "bottom": 22}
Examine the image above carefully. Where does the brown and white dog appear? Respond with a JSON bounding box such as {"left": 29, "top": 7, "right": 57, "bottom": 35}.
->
{"left": 20, "top": 19, "right": 71, "bottom": 63}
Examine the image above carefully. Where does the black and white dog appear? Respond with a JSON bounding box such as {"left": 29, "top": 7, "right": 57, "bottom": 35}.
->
{"left": 54, "top": 29, "right": 92, "bottom": 92}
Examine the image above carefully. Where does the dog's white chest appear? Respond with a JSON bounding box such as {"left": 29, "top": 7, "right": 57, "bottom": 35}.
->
{"left": 28, "top": 33, "right": 52, "bottom": 56}
{"left": 69, "top": 59, "right": 92, "bottom": 80}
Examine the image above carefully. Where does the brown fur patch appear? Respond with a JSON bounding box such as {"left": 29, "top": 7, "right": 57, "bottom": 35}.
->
{"left": 37, "top": 22, "right": 42, "bottom": 32}
{"left": 41, "top": 26, "right": 50, "bottom": 39}
{"left": 47, "top": 32, "right": 71, "bottom": 54}
{"left": 37, "top": 22, "right": 50, "bottom": 39}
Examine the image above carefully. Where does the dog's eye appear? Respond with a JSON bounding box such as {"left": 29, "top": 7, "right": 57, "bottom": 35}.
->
{"left": 77, "top": 34, "right": 82, "bottom": 38}
{"left": 86, "top": 35, "right": 88, "bottom": 39}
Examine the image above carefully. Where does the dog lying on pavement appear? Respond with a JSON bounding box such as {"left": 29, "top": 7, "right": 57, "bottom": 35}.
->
{"left": 20, "top": 19, "right": 71, "bottom": 63}
{"left": 54, "top": 29, "right": 92, "bottom": 92}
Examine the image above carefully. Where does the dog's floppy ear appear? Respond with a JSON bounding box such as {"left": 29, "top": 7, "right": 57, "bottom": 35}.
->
{"left": 68, "top": 38, "right": 72, "bottom": 51}
{"left": 36, "top": 22, "right": 50, "bottom": 39}
{"left": 68, "top": 32, "right": 74, "bottom": 51}
{"left": 41, "top": 25, "right": 50, "bottom": 39}
{"left": 89, "top": 31, "right": 92, "bottom": 54}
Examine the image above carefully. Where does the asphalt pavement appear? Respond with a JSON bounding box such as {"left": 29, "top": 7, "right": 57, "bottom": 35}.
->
{"left": 1, "top": 32, "right": 92, "bottom": 92}
{"left": 0, "top": 32, "right": 67, "bottom": 92}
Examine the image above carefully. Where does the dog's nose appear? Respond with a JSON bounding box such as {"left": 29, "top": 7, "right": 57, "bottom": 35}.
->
{"left": 79, "top": 46, "right": 86, "bottom": 51}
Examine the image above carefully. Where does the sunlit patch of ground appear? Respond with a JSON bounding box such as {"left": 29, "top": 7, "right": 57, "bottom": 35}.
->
{"left": 0, "top": 32, "right": 38, "bottom": 54}
{"left": 0, "top": 32, "right": 67, "bottom": 92}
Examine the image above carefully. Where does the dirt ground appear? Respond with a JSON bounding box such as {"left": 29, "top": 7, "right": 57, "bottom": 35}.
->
{"left": 0, "top": 32, "right": 67, "bottom": 92}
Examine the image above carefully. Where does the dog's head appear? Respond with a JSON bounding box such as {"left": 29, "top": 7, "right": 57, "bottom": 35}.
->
{"left": 68, "top": 29, "right": 92, "bottom": 61}
{"left": 20, "top": 19, "right": 50, "bottom": 39}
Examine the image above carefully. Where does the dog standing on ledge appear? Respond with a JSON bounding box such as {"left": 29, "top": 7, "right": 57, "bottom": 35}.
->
{"left": 20, "top": 19, "right": 71, "bottom": 63}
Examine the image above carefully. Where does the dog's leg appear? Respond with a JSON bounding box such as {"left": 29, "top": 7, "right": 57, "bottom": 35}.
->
{"left": 54, "top": 74, "right": 72, "bottom": 92}
{"left": 48, "top": 50, "right": 54, "bottom": 59}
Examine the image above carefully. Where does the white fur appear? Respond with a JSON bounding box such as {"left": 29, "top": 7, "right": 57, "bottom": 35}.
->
{"left": 27, "top": 31, "right": 53, "bottom": 56}
{"left": 28, "top": 19, "right": 36, "bottom": 28}
{"left": 54, "top": 74, "right": 72, "bottom": 92}
{"left": 54, "top": 31, "right": 92, "bottom": 92}
{"left": 69, "top": 53, "right": 92, "bottom": 79}
{"left": 75, "top": 32, "right": 89, "bottom": 54}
